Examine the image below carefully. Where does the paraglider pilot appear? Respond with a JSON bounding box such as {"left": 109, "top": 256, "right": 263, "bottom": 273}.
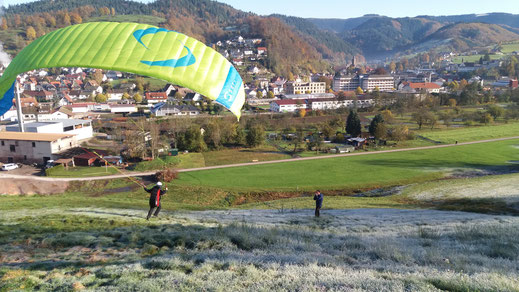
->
{"left": 145, "top": 182, "right": 168, "bottom": 220}
{"left": 313, "top": 190, "right": 323, "bottom": 217}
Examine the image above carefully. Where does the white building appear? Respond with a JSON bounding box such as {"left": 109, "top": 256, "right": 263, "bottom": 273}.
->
{"left": 110, "top": 104, "right": 138, "bottom": 114}
{"left": 6, "top": 119, "right": 93, "bottom": 141}
{"left": 286, "top": 82, "right": 326, "bottom": 94}
{"left": 37, "top": 111, "right": 70, "bottom": 121}
{"left": 0, "top": 132, "right": 78, "bottom": 164}
{"left": 333, "top": 74, "right": 395, "bottom": 92}
{"left": 270, "top": 99, "right": 307, "bottom": 113}
{"left": 309, "top": 99, "right": 355, "bottom": 110}
{"left": 333, "top": 75, "right": 359, "bottom": 91}
{"left": 361, "top": 75, "right": 395, "bottom": 92}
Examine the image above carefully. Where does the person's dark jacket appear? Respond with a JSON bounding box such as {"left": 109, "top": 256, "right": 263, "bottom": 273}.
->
{"left": 145, "top": 186, "right": 167, "bottom": 207}
{"left": 314, "top": 193, "right": 323, "bottom": 208}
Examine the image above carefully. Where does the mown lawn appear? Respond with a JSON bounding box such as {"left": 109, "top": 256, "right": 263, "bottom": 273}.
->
{"left": 416, "top": 122, "right": 519, "bottom": 144}
{"left": 175, "top": 139, "right": 519, "bottom": 191}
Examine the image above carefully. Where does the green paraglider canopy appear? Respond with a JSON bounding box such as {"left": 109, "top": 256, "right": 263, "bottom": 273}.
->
{"left": 0, "top": 22, "right": 245, "bottom": 118}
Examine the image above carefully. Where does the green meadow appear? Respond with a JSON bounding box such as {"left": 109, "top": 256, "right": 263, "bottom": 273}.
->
{"left": 416, "top": 123, "right": 519, "bottom": 144}
{"left": 175, "top": 139, "right": 519, "bottom": 191}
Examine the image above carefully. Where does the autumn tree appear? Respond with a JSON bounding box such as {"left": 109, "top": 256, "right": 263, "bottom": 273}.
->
{"left": 389, "top": 61, "right": 396, "bottom": 73}
{"left": 246, "top": 124, "right": 265, "bottom": 147}
{"left": 62, "top": 13, "right": 71, "bottom": 26}
{"left": 374, "top": 122, "right": 387, "bottom": 140}
{"left": 133, "top": 93, "right": 143, "bottom": 103}
{"left": 448, "top": 98, "right": 457, "bottom": 107}
{"left": 369, "top": 114, "right": 384, "bottom": 136}
{"left": 122, "top": 93, "right": 130, "bottom": 100}
{"left": 95, "top": 93, "right": 107, "bottom": 103}
{"left": 1, "top": 18, "right": 7, "bottom": 30}
{"left": 26, "top": 26, "right": 36, "bottom": 40}
{"left": 70, "top": 13, "right": 82, "bottom": 24}
{"left": 486, "top": 104, "right": 504, "bottom": 120}
{"left": 93, "top": 70, "right": 104, "bottom": 85}
{"left": 355, "top": 87, "right": 364, "bottom": 95}
{"left": 256, "top": 90, "right": 263, "bottom": 99}
{"left": 267, "top": 91, "right": 275, "bottom": 99}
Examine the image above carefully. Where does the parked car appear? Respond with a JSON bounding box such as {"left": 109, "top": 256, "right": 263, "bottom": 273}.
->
{"left": 45, "top": 160, "right": 55, "bottom": 169}
{"left": 1, "top": 163, "right": 19, "bottom": 171}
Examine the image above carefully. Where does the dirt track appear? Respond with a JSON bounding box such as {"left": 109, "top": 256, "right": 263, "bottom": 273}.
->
{"left": 0, "top": 178, "right": 69, "bottom": 195}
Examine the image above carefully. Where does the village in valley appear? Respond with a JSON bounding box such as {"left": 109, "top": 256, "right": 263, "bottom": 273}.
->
{"left": 0, "top": 34, "right": 518, "bottom": 170}
{"left": 1, "top": 1, "right": 519, "bottom": 291}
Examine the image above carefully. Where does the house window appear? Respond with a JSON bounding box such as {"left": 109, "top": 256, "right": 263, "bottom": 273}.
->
{"left": 24, "top": 155, "right": 27, "bottom": 160}
{"left": 32, "top": 142, "right": 36, "bottom": 147}
{"left": 15, "top": 141, "right": 19, "bottom": 146}
{"left": 1, "top": 141, "right": 3, "bottom": 146}
{"left": 10, "top": 145, "right": 15, "bottom": 152}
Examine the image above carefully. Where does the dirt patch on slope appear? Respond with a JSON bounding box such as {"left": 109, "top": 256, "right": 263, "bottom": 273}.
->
{"left": 0, "top": 179, "right": 69, "bottom": 195}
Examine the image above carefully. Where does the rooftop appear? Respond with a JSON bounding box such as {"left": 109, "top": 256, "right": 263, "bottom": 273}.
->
{"left": 0, "top": 131, "right": 75, "bottom": 142}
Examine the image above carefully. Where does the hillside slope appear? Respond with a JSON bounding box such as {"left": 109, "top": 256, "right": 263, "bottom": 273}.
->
{"left": 425, "top": 22, "right": 519, "bottom": 51}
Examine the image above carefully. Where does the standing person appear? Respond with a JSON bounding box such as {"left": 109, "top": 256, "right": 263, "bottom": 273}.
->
{"left": 313, "top": 190, "right": 323, "bottom": 217}
{"left": 144, "top": 182, "right": 168, "bottom": 220}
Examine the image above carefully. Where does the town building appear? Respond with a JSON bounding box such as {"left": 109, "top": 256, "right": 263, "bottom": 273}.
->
{"left": 6, "top": 119, "right": 93, "bottom": 141}
{"left": 154, "top": 104, "right": 200, "bottom": 116}
{"left": 145, "top": 92, "right": 169, "bottom": 104}
{"left": 270, "top": 99, "right": 307, "bottom": 113}
{"left": 398, "top": 82, "right": 441, "bottom": 93}
{"left": 361, "top": 75, "right": 395, "bottom": 92}
{"left": 110, "top": 104, "right": 138, "bottom": 114}
{"left": 286, "top": 82, "right": 326, "bottom": 94}
{"left": 308, "top": 98, "right": 355, "bottom": 110}
{"left": 0, "top": 132, "right": 78, "bottom": 164}
{"left": 333, "top": 74, "right": 395, "bottom": 92}
{"left": 332, "top": 75, "right": 359, "bottom": 92}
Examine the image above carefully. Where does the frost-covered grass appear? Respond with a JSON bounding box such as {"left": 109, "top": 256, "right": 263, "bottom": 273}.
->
{"left": 1, "top": 208, "right": 519, "bottom": 291}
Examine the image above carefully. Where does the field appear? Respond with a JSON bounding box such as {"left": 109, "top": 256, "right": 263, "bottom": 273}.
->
{"left": 451, "top": 54, "right": 504, "bottom": 64}
{"left": 499, "top": 41, "right": 519, "bottom": 53}
{"left": 175, "top": 139, "right": 519, "bottom": 191}
{"left": 416, "top": 122, "right": 519, "bottom": 144}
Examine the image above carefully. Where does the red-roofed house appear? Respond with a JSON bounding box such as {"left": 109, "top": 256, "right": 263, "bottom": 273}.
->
{"left": 401, "top": 82, "right": 441, "bottom": 93}
{"left": 145, "top": 92, "right": 168, "bottom": 104}
{"left": 257, "top": 47, "right": 267, "bottom": 55}
{"left": 22, "top": 90, "right": 55, "bottom": 102}
{"left": 13, "top": 97, "right": 39, "bottom": 108}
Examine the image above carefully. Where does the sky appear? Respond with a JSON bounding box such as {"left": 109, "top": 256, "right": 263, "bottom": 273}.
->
{"left": 1, "top": 0, "right": 519, "bottom": 19}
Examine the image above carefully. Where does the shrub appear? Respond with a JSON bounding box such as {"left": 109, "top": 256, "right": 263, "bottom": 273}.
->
{"left": 155, "top": 169, "right": 178, "bottom": 182}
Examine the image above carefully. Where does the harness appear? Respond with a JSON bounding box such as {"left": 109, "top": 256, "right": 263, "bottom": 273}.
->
{"left": 156, "top": 189, "right": 161, "bottom": 206}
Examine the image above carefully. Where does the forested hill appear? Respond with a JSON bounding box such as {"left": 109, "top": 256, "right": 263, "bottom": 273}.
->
{"left": 0, "top": 0, "right": 345, "bottom": 76}
{"left": 271, "top": 14, "right": 360, "bottom": 64}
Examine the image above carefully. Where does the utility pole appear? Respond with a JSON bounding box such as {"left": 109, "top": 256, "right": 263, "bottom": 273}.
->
{"left": 15, "top": 81, "right": 24, "bottom": 132}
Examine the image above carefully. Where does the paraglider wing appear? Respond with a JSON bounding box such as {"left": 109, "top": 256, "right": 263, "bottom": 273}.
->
{"left": 0, "top": 22, "right": 245, "bottom": 118}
